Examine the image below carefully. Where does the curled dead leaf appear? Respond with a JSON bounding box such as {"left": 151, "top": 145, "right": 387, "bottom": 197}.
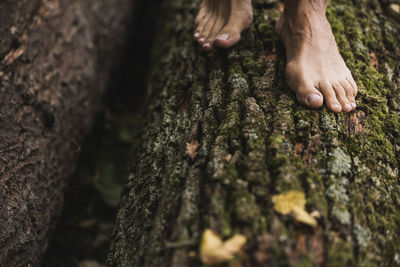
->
{"left": 272, "top": 190, "right": 317, "bottom": 227}
{"left": 3, "top": 47, "right": 25, "bottom": 65}
{"left": 199, "top": 229, "right": 246, "bottom": 265}
{"left": 185, "top": 140, "right": 199, "bottom": 160}
{"left": 370, "top": 52, "right": 379, "bottom": 70}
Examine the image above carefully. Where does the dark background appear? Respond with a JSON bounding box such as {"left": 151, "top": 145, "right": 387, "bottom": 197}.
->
{"left": 43, "top": 0, "right": 158, "bottom": 265}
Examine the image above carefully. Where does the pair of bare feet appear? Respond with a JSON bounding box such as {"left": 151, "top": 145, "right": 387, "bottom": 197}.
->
{"left": 194, "top": 0, "right": 358, "bottom": 113}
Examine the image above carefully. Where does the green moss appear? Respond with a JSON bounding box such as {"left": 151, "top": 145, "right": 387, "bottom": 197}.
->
{"left": 303, "top": 171, "right": 329, "bottom": 218}
{"left": 326, "top": 234, "right": 355, "bottom": 266}
{"left": 109, "top": 0, "right": 400, "bottom": 265}
{"left": 326, "top": 181, "right": 349, "bottom": 204}
{"left": 268, "top": 135, "right": 284, "bottom": 146}
{"left": 331, "top": 206, "right": 351, "bottom": 226}
{"left": 230, "top": 74, "right": 249, "bottom": 91}
{"left": 320, "top": 114, "right": 336, "bottom": 131}
{"left": 353, "top": 224, "right": 371, "bottom": 246}
{"left": 208, "top": 185, "right": 233, "bottom": 238}
{"left": 233, "top": 190, "right": 261, "bottom": 224}
{"left": 294, "top": 254, "right": 314, "bottom": 267}
{"left": 257, "top": 21, "right": 277, "bottom": 41}
{"left": 327, "top": 147, "right": 352, "bottom": 176}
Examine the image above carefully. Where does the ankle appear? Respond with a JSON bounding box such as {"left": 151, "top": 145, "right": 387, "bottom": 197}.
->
{"left": 280, "top": 3, "right": 329, "bottom": 34}
{"left": 283, "top": 0, "right": 328, "bottom": 13}
{"left": 283, "top": 0, "right": 327, "bottom": 20}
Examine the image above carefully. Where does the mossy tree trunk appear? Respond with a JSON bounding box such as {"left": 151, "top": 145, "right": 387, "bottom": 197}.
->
{"left": 107, "top": 0, "right": 400, "bottom": 266}
{"left": 0, "top": 0, "right": 133, "bottom": 265}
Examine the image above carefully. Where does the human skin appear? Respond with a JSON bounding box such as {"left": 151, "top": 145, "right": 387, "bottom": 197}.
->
{"left": 194, "top": 0, "right": 357, "bottom": 113}
{"left": 194, "top": 0, "right": 253, "bottom": 50}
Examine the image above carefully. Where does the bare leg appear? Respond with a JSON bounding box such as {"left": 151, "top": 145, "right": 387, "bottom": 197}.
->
{"left": 194, "top": 0, "right": 253, "bottom": 51}
{"left": 275, "top": 0, "right": 358, "bottom": 112}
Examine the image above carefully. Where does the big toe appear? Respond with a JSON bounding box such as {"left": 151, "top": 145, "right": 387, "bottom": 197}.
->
{"left": 214, "top": 13, "right": 250, "bottom": 49}
{"left": 291, "top": 81, "right": 324, "bottom": 109}
{"left": 214, "top": 31, "right": 241, "bottom": 48}
{"left": 304, "top": 93, "right": 324, "bottom": 108}
{"left": 297, "top": 90, "right": 324, "bottom": 109}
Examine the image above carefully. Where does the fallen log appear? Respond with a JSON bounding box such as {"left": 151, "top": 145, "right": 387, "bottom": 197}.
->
{"left": 0, "top": 0, "right": 133, "bottom": 265}
{"left": 108, "top": 0, "right": 400, "bottom": 266}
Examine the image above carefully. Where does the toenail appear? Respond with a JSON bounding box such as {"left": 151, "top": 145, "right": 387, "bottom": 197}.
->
{"left": 203, "top": 43, "right": 211, "bottom": 49}
{"left": 351, "top": 102, "right": 356, "bottom": 109}
{"left": 345, "top": 104, "right": 352, "bottom": 111}
{"left": 333, "top": 104, "right": 341, "bottom": 111}
{"left": 199, "top": 37, "right": 205, "bottom": 43}
{"left": 306, "top": 94, "right": 321, "bottom": 105}
{"left": 194, "top": 32, "right": 199, "bottom": 39}
{"left": 216, "top": 33, "right": 229, "bottom": 41}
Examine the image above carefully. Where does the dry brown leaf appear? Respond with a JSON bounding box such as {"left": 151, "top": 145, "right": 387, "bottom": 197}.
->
{"left": 199, "top": 229, "right": 246, "bottom": 265}
{"left": 3, "top": 47, "right": 25, "bottom": 65}
{"left": 294, "top": 143, "right": 304, "bottom": 156}
{"left": 272, "top": 190, "right": 317, "bottom": 227}
{"left": 370, "top": 52, "right": 379, "bottom": 70}
{"left": 185, "top": 140, "right": 199, "bottom": 160}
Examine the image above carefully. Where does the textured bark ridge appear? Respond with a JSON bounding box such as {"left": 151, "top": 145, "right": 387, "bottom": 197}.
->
{"left": 0, "top": 0, "right": 132, "bottom": 265}
{"left": 108, "top": 0, "right": 400, "bottom": 266}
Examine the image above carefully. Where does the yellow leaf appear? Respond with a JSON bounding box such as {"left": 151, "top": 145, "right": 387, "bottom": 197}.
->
{"left": 272, "top": 190, "right": 317, "bottom": 227}
{"left": 199, "top": 229, "right": 246, "bottom": 265}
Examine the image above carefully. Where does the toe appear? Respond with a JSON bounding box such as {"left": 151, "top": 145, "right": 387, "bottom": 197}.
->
{"left": 285, "top": 64, "right": 323, "bottom": 108}
{"left": 346, "top": 75, "right": 358, "bottom": 98}
{"left": 214, "top": 9, "right": 252, "bottom": 48}
{"left": 319, "top": 81, "right": 342, "bottom": 113}
{"left": 199, "top": 16, "right": 215, "bottom": 45}
{"left": 195, "top": 13, "right": 206, "bottom": 26}
{"left": 203, "top": 18, "right": 225, "bottom": 51}
{"left": 195, "top": 4, "right": 207, "bottom": 25}
{"left": 202, "top": 42, "right": 213, "bottom": 51}
{"left": 198, "top": 37, "right": 206, "bottom": 45}
{"left": 339, "top": 79, "right": 356, "bottom": 110}
{"left": 195, "top": 13, "right": 214, "bottom": 43}
{"left": 332, "top": 81, "right": 352, "bottom": 112}
{"left": 214, "top": 29, "right": 241, "bottom": 48}
{"left": 194, "top": 16, "right": 207, "bottom": 40}
{"left": 294, "top": 82, "right": 324, "bottom": 109}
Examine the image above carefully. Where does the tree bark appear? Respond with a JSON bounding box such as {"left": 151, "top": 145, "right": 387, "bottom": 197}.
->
{"left": 107, "top": 0, "right": 400, "bottom": 266}
{"left": 0, "top": 0, "right": 133, "bottom": 265}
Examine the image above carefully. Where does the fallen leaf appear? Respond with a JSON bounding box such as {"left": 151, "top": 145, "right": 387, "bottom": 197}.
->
{"left": 310, "top": 210, "right": 321, "bottom": 219}
{"left": 185, "top": 140, "right": 199, "bottom": 160}
{"left": 3, "top": 47, "right": 25, "bottom": 65}
{"left": 369, "top": 52, "right": 379, "bottom": 70}
{"left": 294, "top": 143, "right": 304, "bottom": 156}
{"left": 272, "top": 190, "right": 317, "bottom": 227}
{"left": 389, "top": 4, "right": 400, "bottom": 14}
{"left": 200, "top": 229, "right": 246, "bottom": 265}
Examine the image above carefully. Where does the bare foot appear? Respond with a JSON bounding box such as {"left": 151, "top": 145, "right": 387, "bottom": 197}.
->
{"left": 194, "top": 0, "right": 253, "bottom": 51}
{"left": 275, "top": 0, "right": 358, "bottom": 112}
